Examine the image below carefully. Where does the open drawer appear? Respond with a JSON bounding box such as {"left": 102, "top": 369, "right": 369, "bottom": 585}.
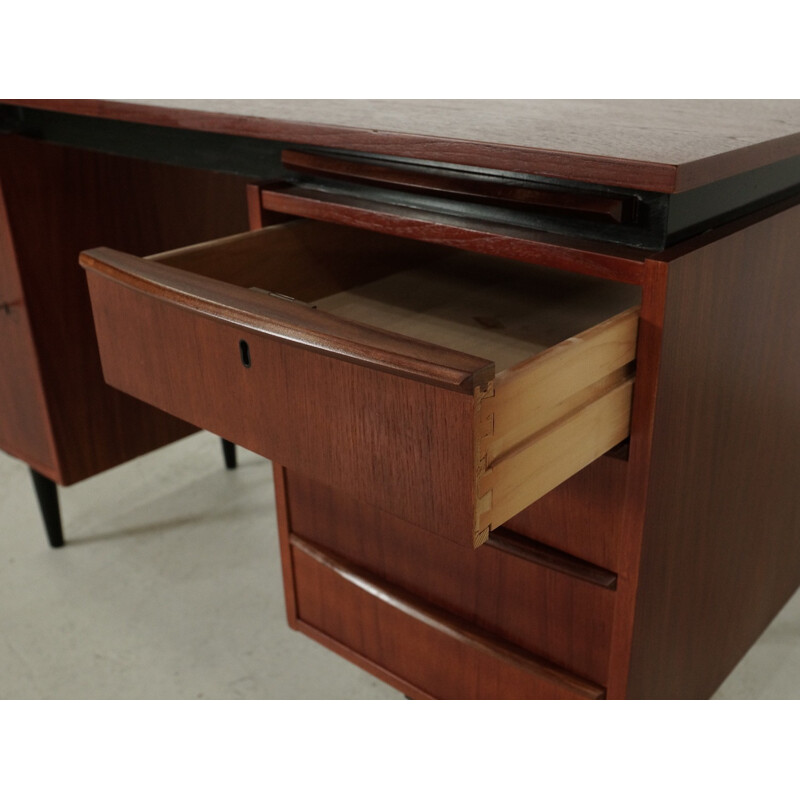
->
{"left": 80, "top": 219, "right": 640, "bottom": 548}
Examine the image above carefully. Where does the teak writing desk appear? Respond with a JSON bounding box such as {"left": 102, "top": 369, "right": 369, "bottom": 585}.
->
{"left": 3, "top": 100, "right": 800, "bottom": 698}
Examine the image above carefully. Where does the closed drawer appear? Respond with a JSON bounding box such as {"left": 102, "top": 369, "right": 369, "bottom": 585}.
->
{"left": 80, "top": 219, "right": 640, "bottom": 548}
{"left": 289, "top": 534, "right": 605, "bottom": 700}
{"left": 285, "top": 469, "right": 616, "bottom": 686}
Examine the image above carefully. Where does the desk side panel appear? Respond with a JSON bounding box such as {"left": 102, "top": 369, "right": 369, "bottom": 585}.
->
{"left": 0, "top": 135, "right": 251, "bottom": 484}
{"left": 0, "top": 171, "right": 57, "bottom": 474}
{"left": 626, "top": 202, "right": 800, "bottom": 698}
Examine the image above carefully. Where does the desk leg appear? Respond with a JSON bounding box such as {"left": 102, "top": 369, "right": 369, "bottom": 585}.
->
{"left": 220, "top": 439, "right": 237, "bottom": 469}
{"left": 29, "top": 469, "right": 64, "bottom": 549}
{"left": 28, "top": 442, "right": 236, "bottom": 550}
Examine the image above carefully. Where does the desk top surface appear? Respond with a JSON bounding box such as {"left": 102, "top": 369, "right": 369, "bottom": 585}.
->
{"left": 8, "top": 99, "right": 800, "bottom": 193}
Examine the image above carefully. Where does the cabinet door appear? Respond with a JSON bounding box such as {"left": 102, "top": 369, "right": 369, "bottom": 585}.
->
{"left": 0, "top": 179, "right": 56, "bottom": 474}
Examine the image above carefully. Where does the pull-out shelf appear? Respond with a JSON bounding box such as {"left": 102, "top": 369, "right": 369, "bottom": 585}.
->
{"left": 81, "top": 219, "right": 639, "bottom": 548}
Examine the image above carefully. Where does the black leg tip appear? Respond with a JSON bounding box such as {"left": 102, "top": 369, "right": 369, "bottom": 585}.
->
{"left": 221, "top": 438, "right": 237, "bottom": 470}
{"left": 30, "top": 469, "right": 65, "bottom": 548}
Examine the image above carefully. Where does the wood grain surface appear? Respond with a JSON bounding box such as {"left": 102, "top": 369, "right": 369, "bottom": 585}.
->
{"left": 280, "top": 148, "right": 634, "bottom": 222}
{"left": 260, "top": 182, "right": 648, "bottom": 284}
{"left": 504, "top": 455, "right": 628, "bottom": 573}
{"left": 5, "top": 98, "right": 800, "bottom": 699}
{"left": 0, "top": 135, "right": 250, "bottom": 485}
{"left": 314, "top": 258, "right": 640, "bottom": 373}
{"left": 290, "top": 534, "right": 605, "bottom": 699}
{"left": 81, "top": 245, "right": 493, "bottom": 393}
{"left": 486, "top": 527, "right": 617, "bottom": 589}
{"left": 0, "top": 170, "right": 57, "bottom": 475}
{"left": 624, "top": 200, "right": 800, "bottom": 698}
{"left": 7, "top": 99, "right": 800, "bottom": 192}
{"left": 150, "top": 218, "right": 451, "bottom": 306}
{"left": 83, "top": 263, "right": 483, "bottom": 546}
{"left": 284, "top": 470, "right": 615, "bottom": 685}
{"left": 479, "top": 377, "right": 635, "bottom": 533}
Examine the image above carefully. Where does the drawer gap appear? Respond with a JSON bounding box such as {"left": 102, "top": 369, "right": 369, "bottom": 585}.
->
{"left": 605, "top": 439, "right": 630, "bottom": 461}
{"left": 486, "top": 526, "right": 618, "bottom": 589}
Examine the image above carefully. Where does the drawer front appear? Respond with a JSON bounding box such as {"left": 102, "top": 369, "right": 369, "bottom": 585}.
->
{"left": 83, "top": 259, "right": 480, "bottom": 545}
{"left": 81, "top": 220, "right": 639, "bottom": 548}
{"left": 286, "top": 470, "right": 616, "bottom": 686}
{"left": 290, "top": 535, "right": 605, "bottom": 700}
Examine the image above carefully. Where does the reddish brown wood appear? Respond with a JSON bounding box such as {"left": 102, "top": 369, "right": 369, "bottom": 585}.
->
{"left": 82, "top": 264, "right": 480, "bottom": 547}
{"left": 284, "top": 470, "right": 614, "bottom": 685}
{"left": 504, "top": 456, "right": 628, "bottom": 573}
{"left": 245, "top": 182, "right": 295, "bottom": 230}
{"left": 272, "top": 465, "right": 298, "bottom": 627}
{"left": 8, "top": 99, "right": 800, "bottom": 192}
{"left": 80, "top": 240, "right": 493, "bottom": 393}
{"left": 246, "top": 183, "right": 265, "bottom": 230}
{"left": 486, "top": 527, "right": 617, "bottom": 590}
{"left": 152, "top": 218, "right": 453, "bottom": 309}
{"left": 604, "top": 260, "right": 670, "bottom": 699}
{"left": 4, "top": 101, "right": 799, "bottom": 699}
{"left": 290, "top": 535, "right": 605, "bottom": 700}
{"left": 260, "top": 182, "right": 647, "bottom": 284}
{"left": 0, "top": 175, "right": 58, "bottom": 475}
{"left": 281, "top": 149, "right": 632, "bottom": 222}
{"left": 293, "top": 615, "right": 437, "bottom": 699}
{"left": 0, "top": 135, "right": 250, "bottom": 485}
{"left": 622, "top": 200, "right": 800, "bottom": 698}
{"left": 277, "top": 461, "right": 432, "bottom": 700}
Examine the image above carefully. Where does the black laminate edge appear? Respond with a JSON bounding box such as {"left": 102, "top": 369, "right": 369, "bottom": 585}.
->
{"left": 3, "top": 103, "right": 799, "bottom": 252}
{"left": 0, "top": 103, "right": 287, "bottom": 180}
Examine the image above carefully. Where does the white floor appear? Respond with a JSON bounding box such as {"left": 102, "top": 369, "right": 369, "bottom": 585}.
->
{"left": 1, "top": 432, "right": 798, "bottom": 700}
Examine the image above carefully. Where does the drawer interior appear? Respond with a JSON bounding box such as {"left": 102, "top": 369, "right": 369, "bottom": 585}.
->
{"left": 106, "top": 218, "right": 641, "bottom": 545}
{"left": 155, "top": 219, "right": 640, "bottom": 378}
{"left": 313, "top": 254, "right": 638, "bottom": 372}
{"left": 152, "top": 219, "right": 641, "bottom": 542}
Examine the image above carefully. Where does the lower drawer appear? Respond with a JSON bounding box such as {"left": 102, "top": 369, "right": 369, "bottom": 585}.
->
{"left": 290, "top": 535, "right": 605, "bottom": 700}
{"left": 285, "top": 470, "right": 616, "bottom": 685}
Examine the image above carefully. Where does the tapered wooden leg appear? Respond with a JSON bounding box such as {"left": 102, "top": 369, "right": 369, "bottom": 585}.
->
{"left": 221, "top": 438, "right": 237, "bottom": 470}
{"left": 30, "top": 469, "right": 65, "bottom": 548}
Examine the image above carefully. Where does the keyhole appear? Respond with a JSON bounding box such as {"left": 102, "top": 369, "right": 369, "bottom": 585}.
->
{"left": 239, "top": 339, "right": 251, "bottom": 368}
